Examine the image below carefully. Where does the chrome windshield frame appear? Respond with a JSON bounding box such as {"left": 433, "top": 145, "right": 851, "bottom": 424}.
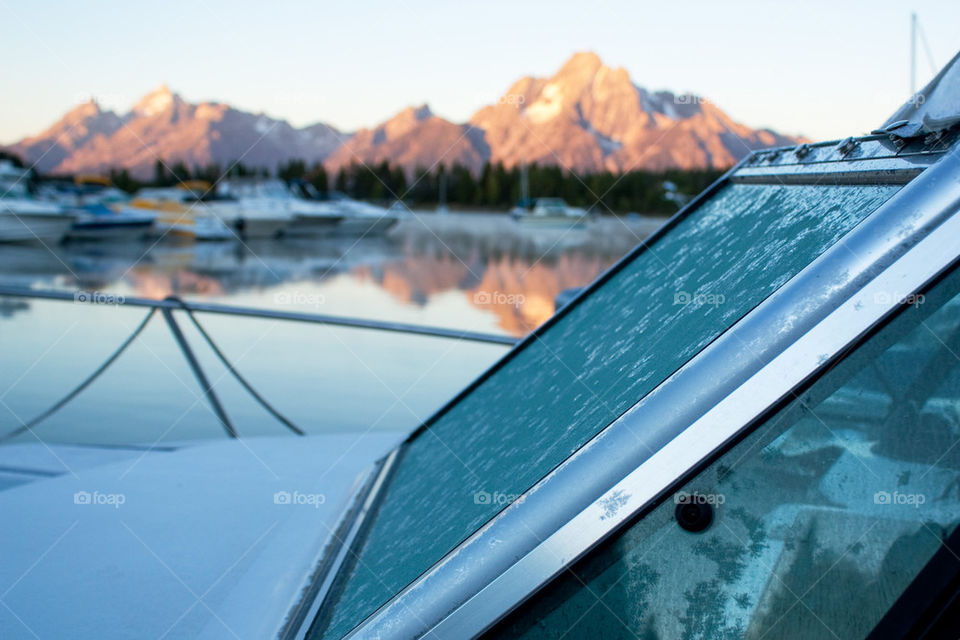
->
{"left": 330, "top": 135, "right": 960, "bottom": 640}
{"left": 425, "top": 151, "right": 960, "bottom": 640}
{"left": 283, "top": 449, "right": 400, "bottom": 640}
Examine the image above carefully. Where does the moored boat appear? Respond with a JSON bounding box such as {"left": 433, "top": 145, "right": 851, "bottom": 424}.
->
{"left": 511, "top": 197, "right": 591, "bottom": 226}
{"left": 36, "top": 176, "right": 158, "bottom": 241}
{"left": 208, "top": 199, "right": 291, "bottom": 239}
{"left": 217, "top": 179, "right": 338, "bottom": 238}
{"left": 0, "top": 161, "right": 75, "bottom": 244}
{"left": 67, "top": 203, "right": 156, "bottom": 241}
{"left": 326, "top": 193, "right": 400, "bottom": 236}
{"left": 0, "top": 199, "right": 75, "bottom": 244}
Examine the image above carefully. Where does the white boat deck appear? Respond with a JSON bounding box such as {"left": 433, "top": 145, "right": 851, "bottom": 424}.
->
{"left": 0, "top": 432, "right": 401, "bottom": 639}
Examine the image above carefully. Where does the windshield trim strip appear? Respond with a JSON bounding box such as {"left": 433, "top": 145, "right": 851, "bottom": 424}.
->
{"left": 286, "top": 448, "right": 400, "bottom": 640}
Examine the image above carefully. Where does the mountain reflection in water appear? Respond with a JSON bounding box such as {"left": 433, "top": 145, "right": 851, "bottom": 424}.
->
{"left": 0, "top": 212, "right": 665, "bottom": 443}
{"left": 1, "top": 212, "right": 664, "bottom": 337}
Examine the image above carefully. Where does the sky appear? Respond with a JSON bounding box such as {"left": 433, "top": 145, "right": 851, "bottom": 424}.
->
{"left": 1, "top": 0, "right": 958, "bottom": 145}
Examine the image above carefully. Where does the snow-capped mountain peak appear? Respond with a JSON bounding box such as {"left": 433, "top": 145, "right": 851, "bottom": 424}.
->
{"left": 133, "top": 84, "right": 179, "bottom": 118}
{"left": 6, "top": 53, "right": 802, "bottom": 179}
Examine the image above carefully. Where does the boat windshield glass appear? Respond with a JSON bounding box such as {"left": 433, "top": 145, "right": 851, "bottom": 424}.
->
{"left": 311, "top": 181, "right": 904, "bottom": 638}
{"left": 489, "top": 259, "right": 960, "bottom": 640}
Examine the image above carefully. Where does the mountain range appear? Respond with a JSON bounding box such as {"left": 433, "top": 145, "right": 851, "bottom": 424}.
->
{"left": 6, "top": 52, "right": 802, "bottom": 179}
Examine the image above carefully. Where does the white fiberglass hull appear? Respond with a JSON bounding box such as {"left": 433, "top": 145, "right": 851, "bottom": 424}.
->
{"left": 208, "top": 202, "right": 291, "bottom": 239}
{"left": 0, "top": 207, "right": 75, "bottom": 244}
{"left": 68, "top": 223, "right": 153, "bottom": 241}
{"left": 514, "top": 214, "right": 590, "bottom": 228}
{"left": 68, "top": 212, "right": 156, "bottom": 242}
{"left": 231, "top": 217, "right": 288, "bottom": 239}
{"left": 193, "top": 216, "right": 234, "bottom": 241}
{"left": 285, "top": 213, "right": 344, "bottom": 237}
{"left": 152, "top": 217, "right": 234, "bottom": 242}
{"left": 335, "top": 214, "right": 398, "bottom": 236}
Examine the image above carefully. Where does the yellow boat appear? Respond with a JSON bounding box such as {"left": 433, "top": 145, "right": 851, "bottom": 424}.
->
{"left": 130, "top": 186, "right": 232, "bottom": 241}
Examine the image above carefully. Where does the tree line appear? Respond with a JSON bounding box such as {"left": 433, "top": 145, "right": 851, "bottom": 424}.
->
{"left": 57, "top": 156, "right": 723, "bottom": 216}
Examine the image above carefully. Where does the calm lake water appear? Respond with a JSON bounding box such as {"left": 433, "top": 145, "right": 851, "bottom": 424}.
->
{"left": 0, "top": 212, "right": 663, "bottom": 446}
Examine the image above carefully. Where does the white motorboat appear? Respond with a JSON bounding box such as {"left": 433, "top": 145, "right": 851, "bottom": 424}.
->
{"left": 218, "top": 179, "right": 340, "bottom": 237}
{"left": 326, "top": 193, "right": 400, "bottom": 236}
{"left": 0, "top": 161, "right": 75, "bottom": 244}
{"left": 285, "top": 199, "right": 345, "bottom": 236}
{"left": 67, "top": 203, "right": 156, "bottom": 241}
{"left": 512, "top": 197, "right": 591, "bottom": 226}
{"left": 206, "top": 199, "right": 291, "bottom": 239}
{"left": 35, "top": 178, "right": 156, "bottom": 241}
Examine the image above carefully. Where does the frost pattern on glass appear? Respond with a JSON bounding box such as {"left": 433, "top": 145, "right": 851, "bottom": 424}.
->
{"left": 315, "top": 183, "right": 901, "bottom": 639}
{"left": 491, "top": 268, "right": 960, "bottom": 640}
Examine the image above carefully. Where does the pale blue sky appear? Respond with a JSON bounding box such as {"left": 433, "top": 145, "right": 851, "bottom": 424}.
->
{"left": 1, "top": 0, "right": 958, "bottom": 145}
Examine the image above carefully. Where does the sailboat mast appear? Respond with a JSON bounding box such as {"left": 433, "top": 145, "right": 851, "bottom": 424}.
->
{"left": 911, "top": 11, "right": 917, "bottom": 95}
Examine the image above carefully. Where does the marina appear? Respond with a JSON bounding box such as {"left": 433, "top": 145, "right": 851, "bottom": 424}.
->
{"left": 1, "top": 170, "right": 405, "bottom": 245}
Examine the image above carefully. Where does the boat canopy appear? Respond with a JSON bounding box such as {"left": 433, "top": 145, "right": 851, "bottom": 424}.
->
{"left": 296, "top": 53, "right": 960, "bottom": 640}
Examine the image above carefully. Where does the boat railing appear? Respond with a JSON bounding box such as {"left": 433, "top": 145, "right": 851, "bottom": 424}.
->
{"left": 0, "top": 286, "right": 516, "bottom": 441}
